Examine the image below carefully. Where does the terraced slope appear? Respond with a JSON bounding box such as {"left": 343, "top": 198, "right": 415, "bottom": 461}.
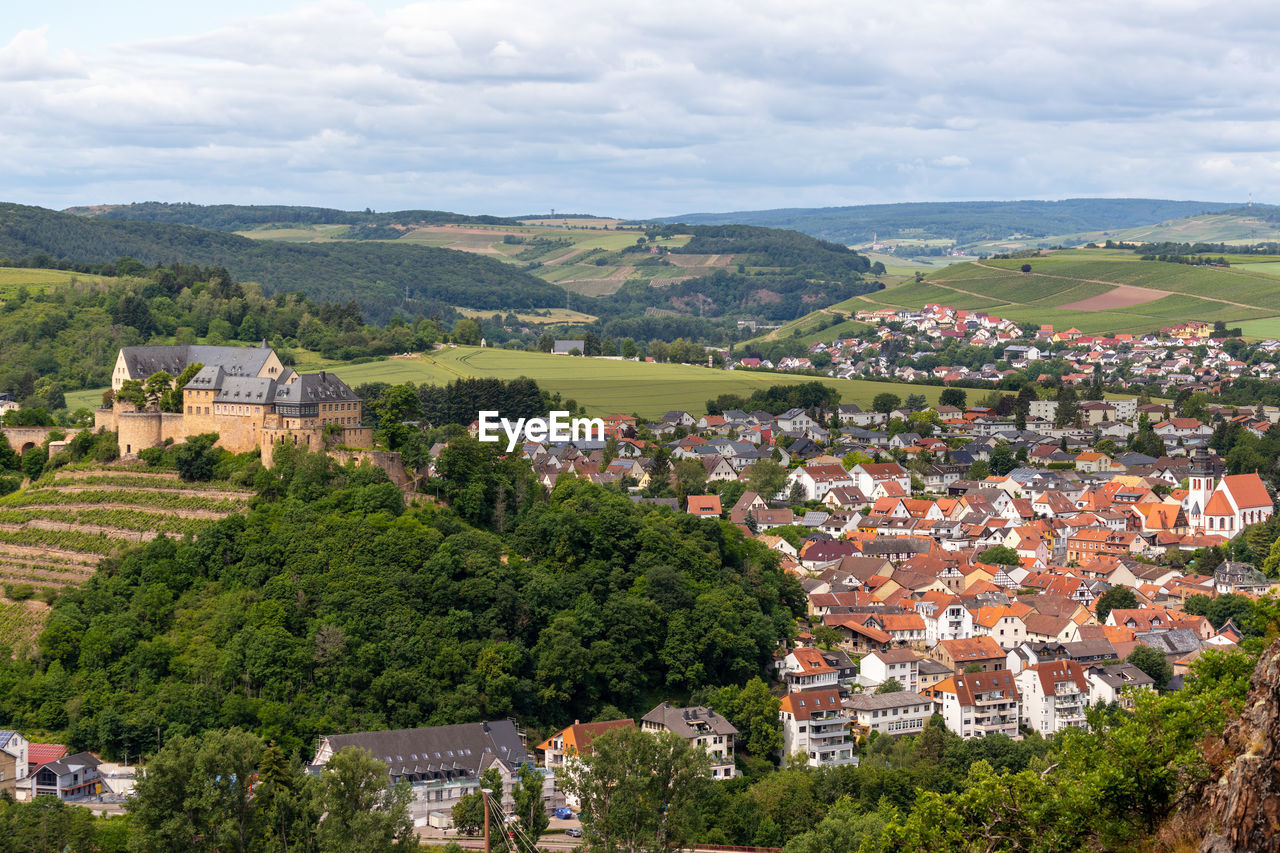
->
{"left": 0, "top": 467, "right": 254, "bottom": 648}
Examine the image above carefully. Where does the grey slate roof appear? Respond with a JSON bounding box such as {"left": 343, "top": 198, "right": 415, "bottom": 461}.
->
{"left": 642, "top": 703, "right": 738, "bottom": 738}
{"left": 273, "top": 371, "right": 359, "bottom": 404}
{"left": 317, "top": 720, "right": 529, "bottom": 779}
{"left": 123, "top": 344, "right": 273, "bottom": 380}
{"left": 845, "top": 691, "right": 932, "bottom": 711}
{"left": 214, "top": 376, "right": 276, "bottom": 404}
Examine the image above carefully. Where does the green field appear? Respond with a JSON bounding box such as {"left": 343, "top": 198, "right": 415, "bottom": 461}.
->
{"left": 851, "top": 251, "right": 1280, "bottom": 334}
{"left": 0, "top": 266, "right": 113, "bottom": 297}
{"left": 320, "top": 347, "right": 948, "bottom": 418}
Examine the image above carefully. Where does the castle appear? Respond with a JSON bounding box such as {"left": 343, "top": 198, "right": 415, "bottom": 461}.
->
{"left": 97, "top": 344, "right": 372, "bottom": 466}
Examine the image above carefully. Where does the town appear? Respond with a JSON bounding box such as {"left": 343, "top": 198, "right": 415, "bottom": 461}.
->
{"left": 3, "top": 329, "right": 1274, "bottom": 847}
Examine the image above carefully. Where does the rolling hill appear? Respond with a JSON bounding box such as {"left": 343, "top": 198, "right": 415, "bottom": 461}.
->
{"left": 653, "top": 198, "right": 1250, "bottom": 248}
{"left": 848, "top": 249, "right": 1280, "bottom": 334}
{"left": 0, "top": 203, "right": 563, "bottom": 322}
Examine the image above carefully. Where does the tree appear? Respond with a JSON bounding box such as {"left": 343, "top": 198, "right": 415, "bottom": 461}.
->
{"left": 558, "top": 727, "right": 710, "bottom": 853}
{"left": 453, "top": 768, "right": 502, "bottom": 836}
{"left": 707, "top": 677, "right": 782, "bottom": 761}
{"left": 511, "top": 763, "right": 549, "bottom": 852}
{"left": 939, "top": 388, "right": 967, "bottom": 409}
{"left": 977, "top": 545, "right": 1020, "bottom": 566}
{"left": 1054, "top": 384, "right": 1079, "bottom": 428}
{"left": 875, "top": 678, "right": 904, "bottom": 694}
{"left": 966, "top": 460, "right": 991, "bottom": 480}
{"left": 746, "top": 460, "right": 788, "bottom": 500}
{"left": 903, "top": 393, "right": 927, "bottom": 413}
{"left": 314, "top": 747, "right": 415, "bottom": 853}
{"left": 673, "top": 458, "right": 708, "bottom": 500}
{"left": 872, "top": 393, "right": 901, "bottom": 415}
{"left": 1020, "top": 263, "right": 1032, "bottom": 273}
{"left": 1095, "top": 586, "right": 1137, "bottom": 623}
{"left": 989, "top": 443, "right": 1016, "bottom": 476}
{"left": 453, "top": 318, "right": 482, "bottom": 346}
{"left": 174, "top": 433, "right": 221, "bottom": 482}
{"left": 1126, "top": 645, "right": 1173, "bottom": 691}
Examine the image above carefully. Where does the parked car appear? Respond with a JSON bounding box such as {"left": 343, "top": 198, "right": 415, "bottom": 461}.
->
{"left": 565, "top": 828, "right": 582, "bottom": 838}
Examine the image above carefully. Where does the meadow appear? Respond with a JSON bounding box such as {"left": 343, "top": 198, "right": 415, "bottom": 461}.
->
{"left": 322, "top": 347, "right": 949, "bottom": 417}
{"left": 0, "top": 266, "right": 112, "bottom": 297}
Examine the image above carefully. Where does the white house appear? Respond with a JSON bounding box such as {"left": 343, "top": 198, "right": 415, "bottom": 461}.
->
{"left": 845, "top": 692, "right": 934, "bottom": 738}
{"left": 934, "top": 671, "right": 1021, "bottom": 740}
{"left": 1014, "top": 661, "right": 1089, "bottom": 735}
{"left": 859, "top": 649, "right": 920, "bottom": 693}
{"left": 786, "top": 463, "right": 856, "bottom": 501}
{"left": 1085, "top": 663, "right": 1156, "bottom": 708}
{"left": 779, "top": 688, "right": 857, "bottom": 767}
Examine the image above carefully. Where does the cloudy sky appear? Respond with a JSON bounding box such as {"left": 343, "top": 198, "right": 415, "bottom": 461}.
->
{"left": 2, "top": 0, "right": 1278, "bottom": 218}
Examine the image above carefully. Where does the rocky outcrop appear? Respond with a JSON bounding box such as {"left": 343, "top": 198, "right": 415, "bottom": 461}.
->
{"left": 1199, "top": 636, "right": 1280, "bottom": 853}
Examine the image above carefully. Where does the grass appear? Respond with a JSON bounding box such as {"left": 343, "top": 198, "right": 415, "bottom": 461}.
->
{"left": 0, "top": 266, "right": 120, "bottom": 299}
{"left": 850, "top": 250, "right": 1280, "bottom": 334}
{"left": 318, "top": 346, "right": 950, "bottom": 417}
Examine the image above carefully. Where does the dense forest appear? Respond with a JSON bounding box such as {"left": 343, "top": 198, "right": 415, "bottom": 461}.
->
{"left": 66, "top": 202, "right": 518, "bottom": 231}
{"left": 0, "top": 204, "right": 561, "bottom": 322}
{"left": 0, "top": 440, "right": 802, "bottom": 762}
{"left": 654, "top": 199, "right": 1247, "bottom": 246}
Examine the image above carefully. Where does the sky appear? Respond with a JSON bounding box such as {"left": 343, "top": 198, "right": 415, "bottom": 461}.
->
{"left": 2, "top": 0, "right": 1279, "bottom": 219}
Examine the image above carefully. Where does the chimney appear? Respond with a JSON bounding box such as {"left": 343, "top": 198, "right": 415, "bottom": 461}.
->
{"left": 320, "top": 371, "right": 327, "bottom": 382}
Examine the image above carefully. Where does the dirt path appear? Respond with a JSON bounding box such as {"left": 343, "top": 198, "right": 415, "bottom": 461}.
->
{"left": 0, "top": 542, "right": 101, "bottom": 565}
{"left": 0, "top": 520, "right": 157, "bottom": 542}
{"left": 542, "top": 247, "right": 588, "bottom": 266}
{"left": 51, "top": 469, "right": 181, "bottom": 482}
{"left": 12, "top": 501, "right": 232, "bottom": 520}
{"left": 47, "top": 484, "right": 253, "bottom": 501}
{"left": 0, "top": 564, "right": 95, "bottom": 585}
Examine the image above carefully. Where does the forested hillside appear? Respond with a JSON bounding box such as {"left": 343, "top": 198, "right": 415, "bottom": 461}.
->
{"left": 66, "top": 202, "right": 518, "bottom": 231}
{"left": 0, "top": 441, "right": 801, "bottom": 760}
{"left": 656, "top": 198, "right": 1246, "bottom": 246}
{"left": 0, "top": 203, "right": 561, "bottom": 321}
{"left": 0, "top": 262, "right": 445, "bottom": 406}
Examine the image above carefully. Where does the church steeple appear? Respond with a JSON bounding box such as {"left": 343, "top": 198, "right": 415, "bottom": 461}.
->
{"left": 1188, "top": 446, "right": 1216, "bottom": 528}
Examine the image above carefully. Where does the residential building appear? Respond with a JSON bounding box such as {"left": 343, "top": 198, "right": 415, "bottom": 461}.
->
{"left": 779, "top": 688, "right": 857, "bottom": 767}
{"left": 845, "top": 692, "right": 934, "bottom": 739}
{"left": 859, "top": 649, "right": 920, "bottom": 693}
{"left": 29, "top": 752, "right": 102, "bottom": 800}
{"left": 642, "top": 703, "right": 738, "bottom": 779}
{"left": 0, "top": 731, "right": 27, "bottom": 794}
{"left": 311, "top": 721, "right": 533, "bottom": 827}
{"left": 1015, "top": 661, "right": 1090, "bottom": 735}
{"left": 934, "top": 671, "right": 1021, "bottom": 739}
{"left": 1085, "top": 663, "right": 1156, "bottom": 708}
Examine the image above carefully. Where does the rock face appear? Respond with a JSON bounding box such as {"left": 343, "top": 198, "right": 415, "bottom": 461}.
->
{"left": 1200, "top": 636, "right": 1280, "bottom": 853}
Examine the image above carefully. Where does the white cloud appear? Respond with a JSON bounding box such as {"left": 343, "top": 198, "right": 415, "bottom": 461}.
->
{"left": 3, "top": 0, "right": 1280, "bottom": 216}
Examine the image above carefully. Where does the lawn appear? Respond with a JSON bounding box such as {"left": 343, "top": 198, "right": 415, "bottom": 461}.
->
{"left": 321, "top": 347, "right": 949, "bottom": 418}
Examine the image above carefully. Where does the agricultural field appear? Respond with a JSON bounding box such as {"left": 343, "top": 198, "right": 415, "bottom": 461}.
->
{"left": 234, "top": 216, "right": 718, "bottom": 296}
{"left": 967, "top": 212, "right": 1280, "bottom": 254}
{"left": 0, "top": 467, "right": 254, "bottom": 633}
{"left": 853, "top": 251, "right": 1280, "bottom": 334}
{"left": 0, "top": 266, "right": 115, "bottom": 298}
{"left": 321, "top": 346, "right": 949, "bottom": 418}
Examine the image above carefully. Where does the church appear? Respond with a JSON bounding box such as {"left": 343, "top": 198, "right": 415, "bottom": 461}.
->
{"left": 1183, "top": 447, "right": 1274, "bottom": 537}
{"left": 97, "top": 344, "right": 371, "bottom": 465}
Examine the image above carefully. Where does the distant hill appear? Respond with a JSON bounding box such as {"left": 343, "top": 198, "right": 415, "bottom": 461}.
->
{"left": 0, "top": 203, "right": 563, "bottom": 322}
{"left": 653, "top": 198, "right": 1251, "bottom": 247}
{"left": 65, "top": 202, "right": 518, "bottom": 232}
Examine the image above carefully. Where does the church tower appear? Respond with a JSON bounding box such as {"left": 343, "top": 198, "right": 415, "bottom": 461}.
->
{"left": 1188, "top": 446, "right": 1215, "bottom": 529}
